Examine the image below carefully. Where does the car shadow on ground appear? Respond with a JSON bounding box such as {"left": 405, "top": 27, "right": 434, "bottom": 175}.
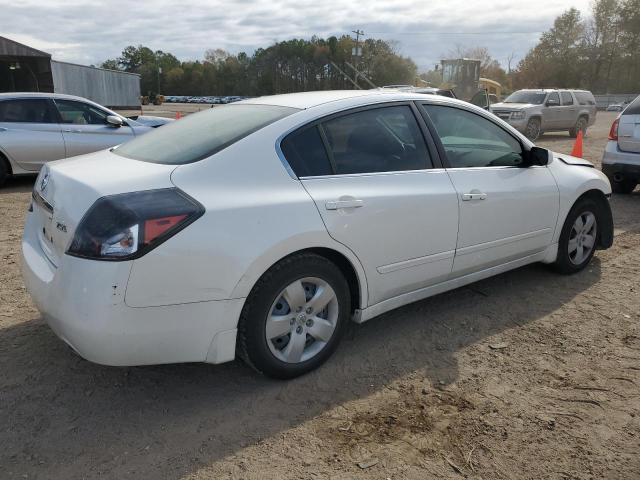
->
{"left": 0, "top": 174, "right": 36, "bottom": 194}
{"left": 0, "top": 257, "right": 602, "bottom": 479}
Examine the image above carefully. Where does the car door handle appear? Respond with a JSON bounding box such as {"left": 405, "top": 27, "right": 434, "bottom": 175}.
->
{"left": 0, "top": 127, "right": 7, "bottom": 132}
{"left": 462, "top": 192, "right": 487, "bottom": 201}
{"left": 325, "top": 199, "right": 364, "bottom": 210}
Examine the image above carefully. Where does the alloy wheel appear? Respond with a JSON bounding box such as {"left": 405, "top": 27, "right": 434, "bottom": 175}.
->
{"left": 568, "top": 211, "right": 597, "bottom": 265}
{"left": 265, "top": 277, "right": 339, "bottom": 363}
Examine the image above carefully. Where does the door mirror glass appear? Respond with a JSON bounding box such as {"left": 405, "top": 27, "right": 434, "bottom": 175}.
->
{"left": 106, "top": 115, "right": 124, "bottom": 127}
{"left": 524, "top": 146, "right": 550, "bottom": 166}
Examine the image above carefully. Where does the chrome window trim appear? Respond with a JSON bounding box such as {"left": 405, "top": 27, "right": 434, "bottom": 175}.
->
{"left": 299, "top": 167, "right": 448, "bottom": 180}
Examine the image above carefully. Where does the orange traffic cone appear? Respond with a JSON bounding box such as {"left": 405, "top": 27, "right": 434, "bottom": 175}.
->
{"left": 175, "top": 111, "right": 182, "bottom": 120}
{"left": 570, "top": 130, "right": 583, "bottom": 158}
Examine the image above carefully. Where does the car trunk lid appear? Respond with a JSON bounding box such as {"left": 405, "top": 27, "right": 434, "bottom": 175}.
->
{"left": 617, "top": 113, "right": 640, "bottom": 153}
{"left": 31, "top": 149, "right": 176, "bottom": 267}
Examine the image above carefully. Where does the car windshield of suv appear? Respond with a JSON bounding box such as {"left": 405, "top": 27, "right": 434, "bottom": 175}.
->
{"left": 504, "top": 92, "right": 547, "bottom": 105}
{"left": 114, "top": 104, "right": 298, "bottom": 164}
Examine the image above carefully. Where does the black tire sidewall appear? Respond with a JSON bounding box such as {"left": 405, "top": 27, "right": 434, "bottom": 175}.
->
{"left": 0, "top": 158, "right": 8, "bottom": 188}
{"left": 554, "top": 198, "right": 600, "bottom": 274}
{"left": 239, "top": 254, "right": 351, "bottom": 379}
{"left": 526, "top": 118, "right": 541, "bottom": 140}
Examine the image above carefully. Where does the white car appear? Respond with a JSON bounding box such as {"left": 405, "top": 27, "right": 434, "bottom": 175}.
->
{"left": 22, "top": 90, "right": 614, "bottom": 379}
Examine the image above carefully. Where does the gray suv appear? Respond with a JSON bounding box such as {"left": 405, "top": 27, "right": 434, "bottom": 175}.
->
{"left": 490, "top": 89, "right": 597, "bottom": 140}
{"left": 0, "top": 93, "right": 152, "bottom": 187}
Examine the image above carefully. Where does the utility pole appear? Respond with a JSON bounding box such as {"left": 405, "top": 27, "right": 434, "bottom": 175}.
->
{"left": 351, "top": 29, "right": 364, "bottom": 86}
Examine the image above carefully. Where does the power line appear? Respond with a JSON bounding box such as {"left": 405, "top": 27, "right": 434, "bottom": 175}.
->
{"left": 366, "top": 31, "right": 543, "bottom": 35}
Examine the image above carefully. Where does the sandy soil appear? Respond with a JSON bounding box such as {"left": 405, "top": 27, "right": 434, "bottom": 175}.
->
{"left": 1, "top": 111, "right": 639, "bottom": 479}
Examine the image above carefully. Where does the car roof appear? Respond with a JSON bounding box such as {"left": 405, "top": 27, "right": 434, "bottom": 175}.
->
{"left": 239, "top": 89, "right": 456, "bottom": 110}
{"left": 0, "top": 92, "right": 100, "bottom": 103}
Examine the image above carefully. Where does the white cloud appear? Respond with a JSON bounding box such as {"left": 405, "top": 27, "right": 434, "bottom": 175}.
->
{"left": 0, "top": 0, "right": 593, "bottom": 70}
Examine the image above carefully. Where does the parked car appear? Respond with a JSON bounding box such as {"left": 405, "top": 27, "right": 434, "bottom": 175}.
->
{"left": 0, "top": 93, "right": 153, "bottom": 186}
{"left": 606, "top": 103, "right": 625, "bottom": 112}
{"left": 602, "top": 95, "right": 640, "bottom": 194}
{"left": 22, "top": 90, "right": 613, "bottom": 379}
{"left": 490, "top": 89, "right": 597, "bottom": 140}
{"left": 126, "top": 115, "right": 174, "bottom": 128}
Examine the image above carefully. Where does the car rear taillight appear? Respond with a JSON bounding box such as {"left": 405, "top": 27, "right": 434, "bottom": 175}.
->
{"left": 67, "top": 188, "right": 204, "bottom": 261}
{"left": 608, "top": 117, "right": 619, "bottom": 141}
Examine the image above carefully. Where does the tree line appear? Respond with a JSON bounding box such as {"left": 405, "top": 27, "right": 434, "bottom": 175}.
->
{"left": 100, "top": 36, "right": 417, "bottom": 97}
{"left": 514, "top": 0, "right": 640, "bottom": 93}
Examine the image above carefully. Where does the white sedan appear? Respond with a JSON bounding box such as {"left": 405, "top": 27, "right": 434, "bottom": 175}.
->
{"left": 22, "top": 90, "right": 613, "bottom": 379}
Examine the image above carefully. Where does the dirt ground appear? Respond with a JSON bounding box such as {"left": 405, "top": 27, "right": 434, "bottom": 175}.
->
{"left": 1, "top": 111, "right": 639, "bottom": 480}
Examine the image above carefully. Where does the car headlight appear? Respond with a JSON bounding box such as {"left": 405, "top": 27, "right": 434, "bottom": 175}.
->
{"left": 511, "top": 111, "right": 525, "bottom": 120}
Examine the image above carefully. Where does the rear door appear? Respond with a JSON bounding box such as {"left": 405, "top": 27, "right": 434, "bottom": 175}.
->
{"left": 559, "top": 91, "right": 577, "bottom": 128}
{"left": 282, "top": 103, "right": 460, "bottom": 306}
{"left": 53, "top": 99, "right": 135, "bottom": 157}
{"left": 0, "top": 98, "right": 65, "bottom": 171}
{"left": 420, "top": 103, "right": 559, "bottom": 276}
{"left": 618, "top": 97, "right": 640, "bottom": 153}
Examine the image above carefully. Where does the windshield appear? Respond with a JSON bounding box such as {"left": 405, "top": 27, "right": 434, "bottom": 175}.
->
{"left": 114, "top": 104, "right": 297, "bottom": 164}
{"left": 504, "top": 91, "right": 547, "bottom": 105}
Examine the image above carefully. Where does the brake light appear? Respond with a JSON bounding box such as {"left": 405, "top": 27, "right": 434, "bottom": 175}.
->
{"left": 608, "top": 117, "right": 619, "bottom": 141}
{"left": 67, "top": 188, "right": 204, "bottom": 261}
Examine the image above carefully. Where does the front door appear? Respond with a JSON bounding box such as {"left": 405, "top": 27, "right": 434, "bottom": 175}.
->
{"left": 53, "top": 99, "right": 135, "bottom": 157}
{"left": 559, "top": 91, "right": 577, "bottom": 129}
{"left": 0, "top": 98, "right": 65, "bottom": 171}
{"left": 543, "top": 91, "right": 562, "bottom": 130}
{"left": 421, "top": 103, "right": 560, "bottom": 276}
{"left": 282, "top": 104, "right": 460, "bottom": 306}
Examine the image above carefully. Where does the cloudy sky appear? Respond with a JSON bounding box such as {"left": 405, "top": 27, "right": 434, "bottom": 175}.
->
{"left": 1, "top": 0, "right": 591, "bottom": 71}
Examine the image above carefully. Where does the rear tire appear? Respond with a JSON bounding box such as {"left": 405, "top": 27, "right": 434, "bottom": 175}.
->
{"left": 569, "top": 117, "right": 588, "bottom": 138}
{"left": 552, "top": 197, "right": 601, "bottom": 274}
{"left": 525, "top": 118, "right": 541, "bottom": 141}
{"left": 237, "top": 252, "right": 351, "bottom": 379}
{"left": 609, "top": 178, "right": 637, "bottom": 194}
{"left": 0, "top": 155, "right": 9, "bottom": 188}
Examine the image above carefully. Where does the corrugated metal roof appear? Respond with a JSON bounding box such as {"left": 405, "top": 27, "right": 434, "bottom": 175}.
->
{"left": 0, "top": 36, "right": 51, "bottom": 58}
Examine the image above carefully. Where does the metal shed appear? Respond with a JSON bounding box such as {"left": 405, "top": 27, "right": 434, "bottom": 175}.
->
{"left": 0, "top": 35, "right": 140, "bottom": 109}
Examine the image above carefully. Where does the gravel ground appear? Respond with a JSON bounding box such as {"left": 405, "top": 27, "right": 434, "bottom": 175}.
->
{"left": 0, "top": 111, "right": 639, "bottom": 479}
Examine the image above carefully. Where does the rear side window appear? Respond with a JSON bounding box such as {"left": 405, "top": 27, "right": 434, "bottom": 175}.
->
{"left": 281, "top": 126, "right": 332, "bottom": 177}
{"left": 560, "top": 92, "right": 574, "bottom": 105}
{"left": 321, "top": 105, "right": 431, "bottom": 174}
{"left": 574, "top": 92, "right": 596, "bottom": 106}
{"left": 55, "top": 99, "right": 108, "bottom": 125}
{"left": 623, "top": 96, "right": 640, "bottom": 115}
{"left": 115, "top": 104, "right": 297, "bottom": 164}
{"left": 0, "top": 99, "right": 56, "bottom": 123}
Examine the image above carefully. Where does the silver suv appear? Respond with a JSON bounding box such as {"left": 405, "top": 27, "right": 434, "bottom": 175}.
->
{"left": 491, "top": 89, "right": 597, "bottom": 140}
{"left": 602, "top": 95, "right": 640, "bottom": 194}
{"left": 0, "top": 93, "right": 152, "bottom": 187}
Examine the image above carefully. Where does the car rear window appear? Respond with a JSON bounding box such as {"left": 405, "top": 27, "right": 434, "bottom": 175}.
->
{"left": 623, "top": 96, "right": 640, "bottom": 115}
{"left": 114, "top": 104, "right": 298, "bottom": 164}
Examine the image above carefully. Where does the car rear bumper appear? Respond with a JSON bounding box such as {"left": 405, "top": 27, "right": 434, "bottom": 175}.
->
{"left": 21, "top": 211, "right": 243, "bottom": 366}
{"left": 602, "top": 141, "right": 640, "bottom": 182}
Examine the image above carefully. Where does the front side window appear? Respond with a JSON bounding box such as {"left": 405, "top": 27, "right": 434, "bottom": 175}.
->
{"left": 560, "top": 92, "right": 574, "bottom": 105}
{"left": 320, "top": 105, "right": 431, "bottom": 175}
{"left": 0, "top": 99, "right": 56, "bottom": 123}
{"left": 55, "top": 100, "right": 109, "bottom": 125}
{"left": 115, "top": 104, "right": 297, "bottom": 165}
{"left": 423, "top": 105, "right": 523, "bottom": 168}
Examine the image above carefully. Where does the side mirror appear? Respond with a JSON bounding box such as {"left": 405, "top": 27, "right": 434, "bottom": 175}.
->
{"left": 106, "top": 115, "right": 124, "bottom": 127}
{"left": 524, "top": 146, "right": 550, "bottom": 166}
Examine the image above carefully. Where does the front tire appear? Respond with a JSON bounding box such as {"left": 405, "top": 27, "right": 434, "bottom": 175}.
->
{"left": 237, "top": 252, "right": 351, "bottom": 379}
{"left": 609, "top": 177, "right": 637, "bottom": 194}
{"left": 525, "top": 118, "right": 541, "bottom": 141}
{"left": 552, "top": 198, "right": 600, "bottom": 274}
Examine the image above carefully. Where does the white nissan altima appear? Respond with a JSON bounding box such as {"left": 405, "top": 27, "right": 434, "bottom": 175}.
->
{"left": 22, "top": 90, "right": 613, "bottom": 379}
